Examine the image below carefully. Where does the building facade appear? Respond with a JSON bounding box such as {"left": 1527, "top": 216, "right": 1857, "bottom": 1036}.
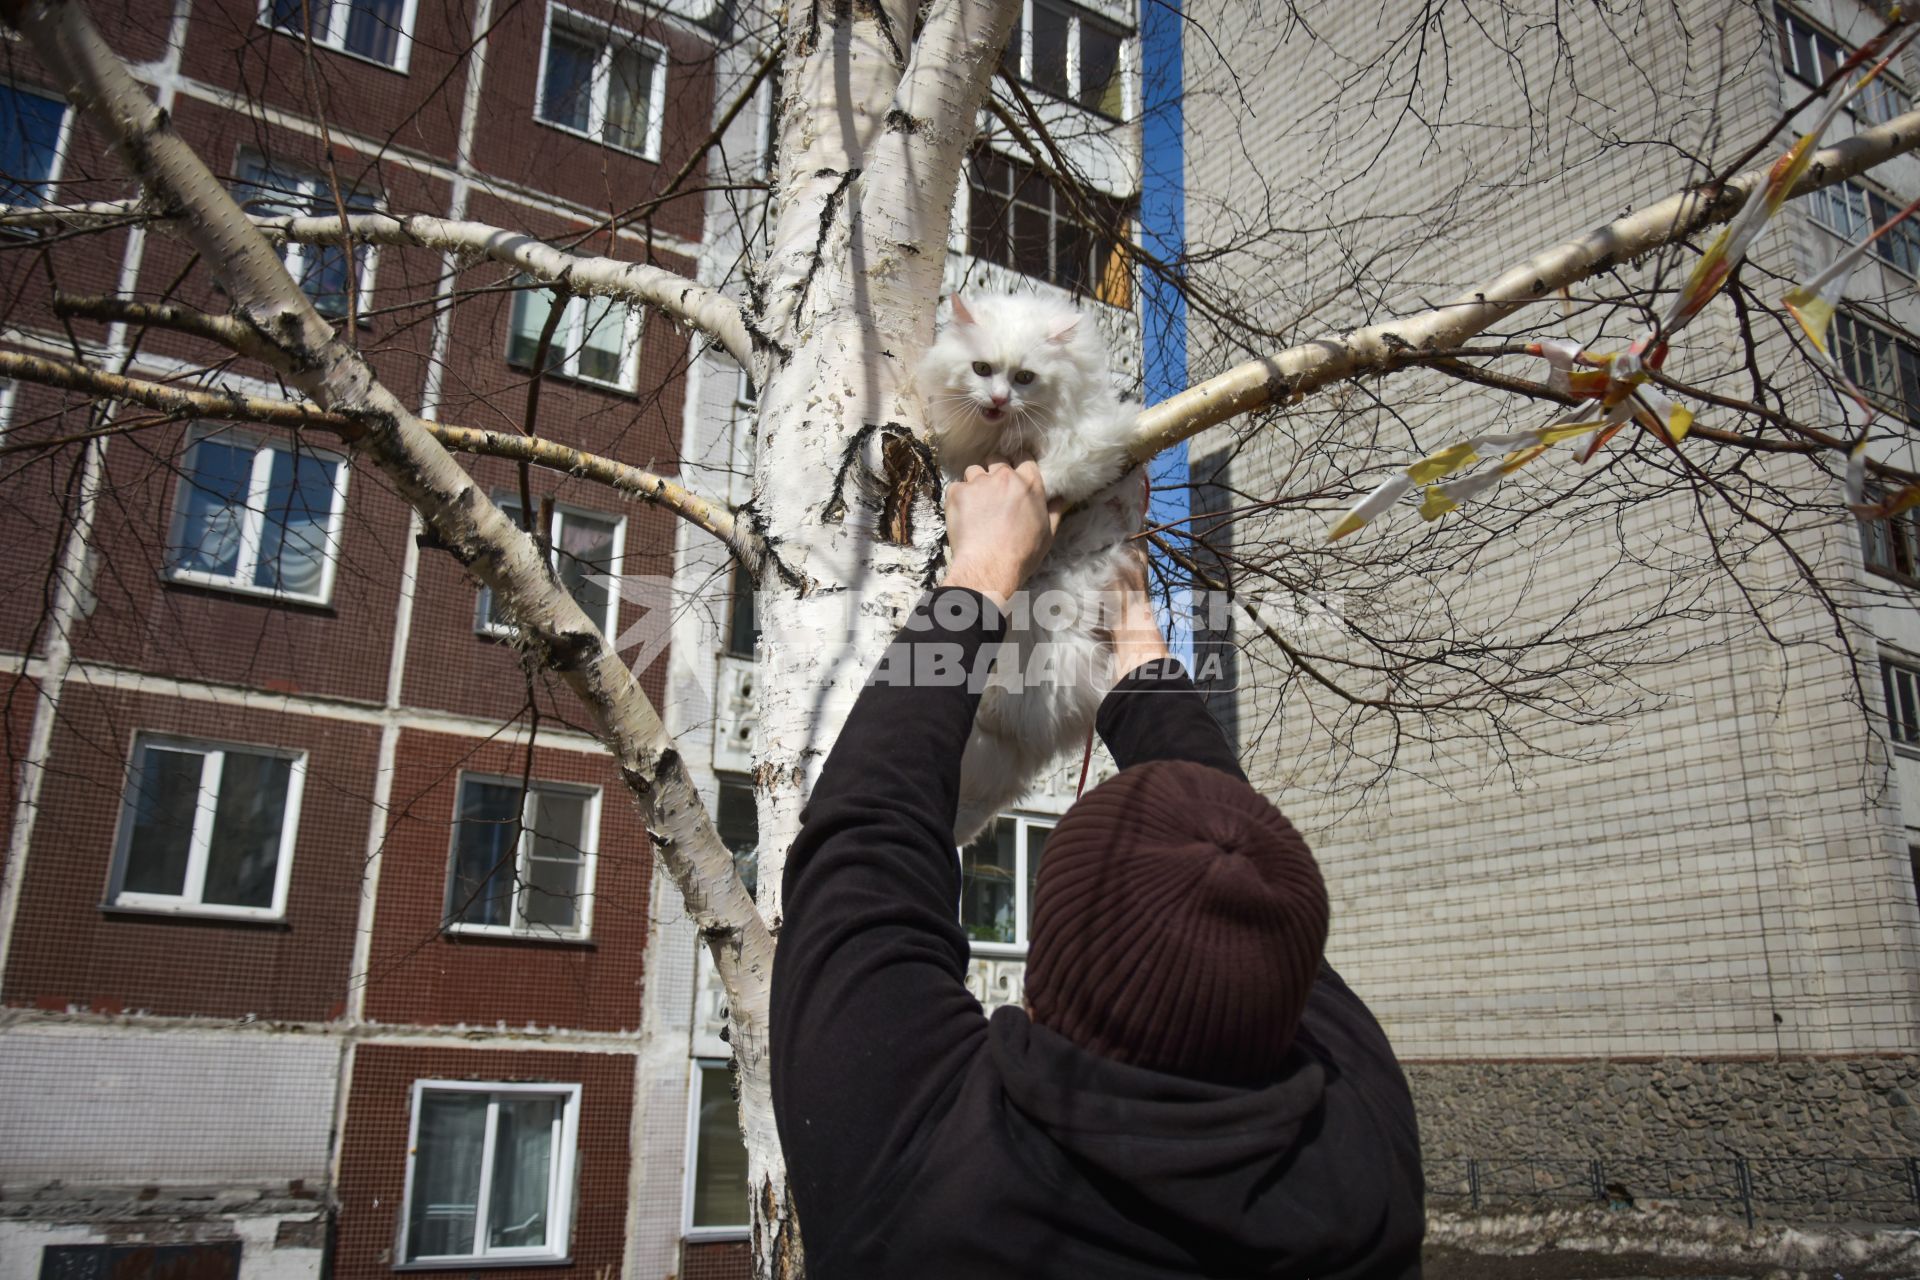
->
{"left": 1182, "top": 0, "right": 1920, "bottom": 1206}
{"left": 1, "top": 0, "right": 1151, "bottom": 1273}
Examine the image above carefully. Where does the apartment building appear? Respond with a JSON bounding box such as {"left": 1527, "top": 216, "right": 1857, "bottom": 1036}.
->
{"left": 1182, "top": 0, "right": 1920, "bottom": 1186}
{"left": 0, "top": 0, "right": 725, "bottom": 1272}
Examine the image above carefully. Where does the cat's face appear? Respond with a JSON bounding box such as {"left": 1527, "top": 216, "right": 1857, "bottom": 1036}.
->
{"left": 922, "top": 294, "right": 1094, "bottom": 450}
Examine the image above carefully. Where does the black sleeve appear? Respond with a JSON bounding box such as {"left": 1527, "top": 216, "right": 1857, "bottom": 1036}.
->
{"left": 771, "top": 586, "right": 1005, "bottom": 1259}
{"left": 1094, "top": 657, "right": 1247, "bottom": 781}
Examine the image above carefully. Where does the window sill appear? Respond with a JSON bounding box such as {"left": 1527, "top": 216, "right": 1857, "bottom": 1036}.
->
{"left": 532, "top": 115, "right": 662, "bottom": 166}
{"left": 1864, "top": 564, "right": 1920, "bottom": 591}
{"left": 443, "top": 924, "right": 596, "bottom": 948}
{"left": 163, "top": 572, "right": 338, "bottom": 612}
{"left": 967, "top": 942, "right": 1029, "bottom": 959}
{"left": 394, "top": 1256, "right": 571, "bottom": 1272}
{"left": 684, "top": 1228, "right": 751, "bottom": 1244}
{"left": 101, "top": 902, "right": 291, "bottom": 929}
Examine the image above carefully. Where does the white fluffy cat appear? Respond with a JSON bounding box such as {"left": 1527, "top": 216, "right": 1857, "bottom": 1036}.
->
{"left": 916, "top": 290, "right": 1145, "bottom": 842}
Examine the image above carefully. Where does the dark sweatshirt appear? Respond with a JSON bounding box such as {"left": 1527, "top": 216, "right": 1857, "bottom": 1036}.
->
{"left": 771, "top": 587, "right": 1425, "bottom": 1279}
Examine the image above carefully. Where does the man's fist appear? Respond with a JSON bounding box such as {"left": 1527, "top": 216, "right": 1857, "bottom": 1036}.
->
{"left": 941, "top": 459, "right": 1064, "bottom": 607}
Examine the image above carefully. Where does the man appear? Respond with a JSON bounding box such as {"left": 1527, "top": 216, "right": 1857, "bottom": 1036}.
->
{"left": 771, "top": 459, "right": 1425, "bottom": 1278}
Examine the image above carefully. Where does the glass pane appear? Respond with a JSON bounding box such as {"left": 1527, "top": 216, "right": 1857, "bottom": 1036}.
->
{"left": 576, "top": 296, "right": 630, "bottom": 386}
{"left": 1901, "top": 671, "right": 1919, "bottom": 743}
{"left": 966, "top": 175, "right": 1009, "bottom": 267}
{"left": 605, "top": 45, "right": 654, "bottom": 152}
{"left": 1055, "top": 218, "right": 1092, "bottom": 294}
{"left": 343, "top": 0, "right": 404, "bottom": 64}
{"left": 300, "top": 241, "right": 354, "bottom": 317}
{"left": 1011, "top": 199, "right": 1051, "bottom": 280}
{"left": 170, "top": 437, "right": 255, "bottom": 579}
{"left": 408, "top": 1092, "right": 488, "bottom": 1260}
{"left": 523, "top": 790, "right": 586, "bottom": 929}
{"left": 1, "top": 86, "right": 66, "bottom": 206}
{"left": 726, "top": 562, "right": 759, "bottom": 657}
{"left": 487, "top": 1096, "right": 559, "bottom": 1250}
{"left": 269, "top": 0, "right": 331, "bottom": 37}
{"left": 122, "top": 747, "right": 205, "bottom": 897}
{"left": 959, "top": 817, "right": 1018, "bottom": 944}
{"left": 692, "top": 1065, "right": 750, "bottom": 1227}
{"left": 1001, "top": 14, "right": 1022, "bottom": 77}
{"left": 556, "top": 511, "right": 618, "bottom": 627}
{"left": 1031, "top": 0, "right": 1070, "bottom": 97}
{"left": 541, "top": 29, "right": 597, "bottom": 133}
{"left": 254, "top": 448, "right": 338, "bottom": 595}
{"left": 475, "top": 498, "right": 524, "bottom": 631}
{"left": 1078, "top": 21, "right": 1124, "bottom": 117}
{"left": 716, "top": 778, "right": 758, "bottom": 898}
{"left": 451, "top": 780, "right": 521, "bottom": 927}
{"left": 1023, "top": 821, "right": 1050, "bottom": 941}
{"left": 203, "top": 751, "right": 293, "bottom": 909}
{"left": 507, "top": 286, "right": 566, "bottom": 372}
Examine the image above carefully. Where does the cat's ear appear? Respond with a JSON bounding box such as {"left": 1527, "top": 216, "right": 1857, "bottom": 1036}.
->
{"left": 1046, "top": 313, "right": 1081, "bottom": 344}
{"left": 950, "top": 293, "right": 977, "bottom": 326}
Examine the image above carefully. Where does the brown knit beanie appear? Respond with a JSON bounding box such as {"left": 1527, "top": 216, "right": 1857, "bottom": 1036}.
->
{"left": 1023, "top": 760, "right": 1329, "bottom": 1085}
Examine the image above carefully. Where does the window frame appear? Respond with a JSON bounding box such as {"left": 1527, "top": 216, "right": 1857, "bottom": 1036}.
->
{"left": 959, "top": 811, "right": 1055, "bottom": 956}
{"left": 1884, "top": 657, "right": 1920, "bottom": 753}
{"left": 1831, "top": 310, "right": 1920, "bottom": 425}
{"left": 1001, "top": 0, "right": 1134, "bottom": 122}
{"left": 1806, "top": 176, "right": 1920, "bottom": 278}
{"left": 108, "top": 733, "right": 307, "bottom": 921}
{"left": 1776, "top": 5, "right": 1912, "bottom": 126}
{"left": 397, "top": 1079, "right": 582, "bottom": 1268}
{"left": 1, "top": 80, "right": 75, "bottom": 211}
{"left": 474, "top": 497, "right": 627, "bottom": 639}
{"left": 506, "top": 282, "right": 645, "bottom": 392}
{"left": 234, "top": 153, "right": 383, "bottom": 317}
{"left": 965, "top": 144, "right": 1134, "bottom": 305}
{"left": 533, "top": 3, "right": 671, "bottom": 162}
{"left": 682, "top": 1058, "right": 751, "bottom": 1240}
{"left": 256, "top": 0, "right": 421, "bottom": 73}
{"left": 442, "top": 773, "right": 603, "bottom": 941}
{"left": 164, "top": 426, "right": 352, "bottom": 605}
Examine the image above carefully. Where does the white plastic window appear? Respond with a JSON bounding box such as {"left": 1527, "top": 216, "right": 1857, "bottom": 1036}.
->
{"left": 535, "top": 5, "right": 669, "bottom": 160}
{"left": 959, "top": 813, "right": 1055, "bottom": 953}
{"left": 166, "top": 429, "right": 349, "bottom": 603}
{"left": 401, "top": 1081, "right": 581, "bottom": 1265}
{"left": 445, "top": 776, "right": 601, "bottom": 939}
{"left": 261, "top": 0, "right": 419, "bottom": 70}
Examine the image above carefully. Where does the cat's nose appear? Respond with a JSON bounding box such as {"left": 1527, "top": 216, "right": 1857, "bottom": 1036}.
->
{"left": 990, "top": 393, "right": 1009, "bottom": 407}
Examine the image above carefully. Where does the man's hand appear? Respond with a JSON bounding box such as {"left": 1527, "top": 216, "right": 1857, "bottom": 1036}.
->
{"left": 941, "top": 459, "right": 1063, "bottom": 608}
{"left": 1107, "top": 547, "right": 1171, "bottom": 681}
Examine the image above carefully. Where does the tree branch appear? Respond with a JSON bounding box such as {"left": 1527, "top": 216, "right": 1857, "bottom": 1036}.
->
{"left": 1131, "top": 109, "right": 1920, "bottom": 459}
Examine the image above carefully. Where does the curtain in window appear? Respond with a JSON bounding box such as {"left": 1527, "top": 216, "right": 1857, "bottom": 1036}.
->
{"left": 171, "top": 437, "right": 253, "bottom": 578}
{"left": 408, "top": 1092, "right": 489, "bottom": 1259}
{"left": 269, "top": 0, "right": 331, "bottom": 37}
{"left": 343, "top": 0, "right": 404, "bottom": 64}
{"left": 487, "top": 1096, "right": 559, "bottom": 1250}
{"left": 523, "top": 791, "right": 586, "bottom": 930}
{"left": 201, "top": 752, "right": 293, "bottom": 909}
{"left": 604, "top": 45, "right": 654, "bottom": 152}
{"left": 254, "top": 449, "right": 338, "bottom": 594}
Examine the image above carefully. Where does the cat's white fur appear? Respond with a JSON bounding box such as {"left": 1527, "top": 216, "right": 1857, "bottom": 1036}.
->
{"left": 916, "top": 291, "right": 1144, "bottom": 842}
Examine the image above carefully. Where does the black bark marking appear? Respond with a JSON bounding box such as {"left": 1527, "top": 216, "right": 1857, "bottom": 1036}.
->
{"left": 791, "top": 168, "right": 861, "bottom": 320}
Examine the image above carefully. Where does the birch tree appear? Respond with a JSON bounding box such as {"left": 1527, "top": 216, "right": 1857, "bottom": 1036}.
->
{"left": 6, "top": 0, "right": 1920, "bottom": 1272}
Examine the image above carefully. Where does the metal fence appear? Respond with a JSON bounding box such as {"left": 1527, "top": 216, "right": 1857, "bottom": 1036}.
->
{"left": 1429, "top": 1155, "right": 1920, "bottom": 1226}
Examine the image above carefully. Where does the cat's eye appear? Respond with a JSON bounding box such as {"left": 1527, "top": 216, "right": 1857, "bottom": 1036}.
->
{"left": 971, "top": 360, "right": 993, "bottom": 376}
{"left": 1012, "top": 369, "right": 1036, "bottom": 385}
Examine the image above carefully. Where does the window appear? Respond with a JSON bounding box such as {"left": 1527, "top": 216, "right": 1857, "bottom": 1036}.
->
{"left": 1885, "top": 659, "right": 1920, "bottom": 747}
{"left": 715, "top": 773, "right": 759, "bottom": 897}
{"left": 446, "top": 776, "right": 600, "bottom": 939}
{"left": 536, "top": 6, "right": 668, "bottom": 160}
{"left": 235, "top": 157, "right": 380, "bottom": 317}
{"left": 1777, "top": 6, "right": 1912, "bottom": 126}
{"left": 166, "top": 430, "right": 348, "bottom": 603}
{"left": 724, "top": 561, "right": 759, "bottom": 659}
{"left": 1806, "top": 178, "right": 1920, "bottom": 277}
{"left": 508, "top": 280, "right": 643, "bottom": 391}
{"left": 402, "top": 1081, "right": 580, "bottom": 1265}
{"left": 1003, "top": 0, "right": 1129, "bottom": 120}
{"left": 475, "top": 497, "right": 624, "bottom": 638}
{"left": 1832, "top": 312, "right": 1920, "bottom": 423}
{"left": 111, "top": 736, "right": 305, "bottom": 920}
{"left": 262, "top": 0, "right": 416, "bottom": 69}
{"left": 685, "top": 1061, "right": 750, "bottom": 1236}
{"left": 1858, "top": 484, "right": 1920, "bottom": 584}
{"left": 959, "top": 813, "right": 1053, "bottom": 950}
{"left": 967, "top": 147, "right": 1133, "bottom": 306}
{"left": 2, "top": 83, "right": 69, "bottom": 207}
